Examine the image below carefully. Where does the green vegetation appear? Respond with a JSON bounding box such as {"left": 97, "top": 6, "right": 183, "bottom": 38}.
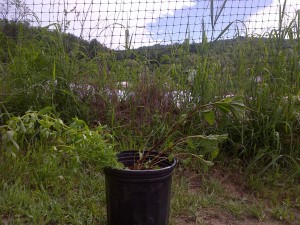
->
{"left": 0, "top": 10, "right": 300, "bottom": 224}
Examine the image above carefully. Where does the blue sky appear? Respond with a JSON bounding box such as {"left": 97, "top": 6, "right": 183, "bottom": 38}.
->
{"left": 149, "top": 0, "right": 274, "bottom": 44}
{"left": 2, "top": 0, "right": 300, "bottom": 49}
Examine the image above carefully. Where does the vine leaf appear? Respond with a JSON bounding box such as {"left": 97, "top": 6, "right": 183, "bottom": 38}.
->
{"left": 216, "top": 95, "right": 246, "bottom": 119}
{"left": 202, "top": 110, "right": 215, "bottom": 125}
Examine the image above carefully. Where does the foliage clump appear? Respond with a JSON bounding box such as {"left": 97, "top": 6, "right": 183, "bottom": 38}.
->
{"left": 0, "top": 107, "right": 120, "bottom": 170}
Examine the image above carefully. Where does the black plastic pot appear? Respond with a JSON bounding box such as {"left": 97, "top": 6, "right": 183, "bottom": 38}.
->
{"left": 104, "top": 150, "right": 176, "bottom": 225}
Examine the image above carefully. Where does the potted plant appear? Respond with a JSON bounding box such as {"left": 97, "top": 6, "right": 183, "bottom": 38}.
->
{"left": 0, "top": 96, "right": 245, "bottom": 225}
{"left": 104, "top": 95, "right": 245, "bottom": 225}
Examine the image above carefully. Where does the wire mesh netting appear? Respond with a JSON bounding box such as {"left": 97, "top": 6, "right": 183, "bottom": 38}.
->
{"left": 1, "top": 0, "right": 300, "bottom": 49}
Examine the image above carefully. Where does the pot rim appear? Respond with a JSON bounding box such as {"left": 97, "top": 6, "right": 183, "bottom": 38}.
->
{"left": 105, "top": 150, "right": 176, "bottom": 174}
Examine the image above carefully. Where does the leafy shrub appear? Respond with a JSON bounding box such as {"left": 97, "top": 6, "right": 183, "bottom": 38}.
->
{"left": 0, "top": 107, "right": 120, "bottom": 170}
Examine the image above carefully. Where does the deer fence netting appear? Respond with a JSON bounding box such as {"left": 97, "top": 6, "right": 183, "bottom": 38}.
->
{"left": 1, "top": 0, "right": 300, "bottom": 49}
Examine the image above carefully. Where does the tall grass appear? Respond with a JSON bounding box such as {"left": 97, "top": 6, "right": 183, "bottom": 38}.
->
{"left": 218, "top": 33, "right": 300, "bottom": 179}
{"left": 0, "top": 22, "right": 90, "bottom": 121}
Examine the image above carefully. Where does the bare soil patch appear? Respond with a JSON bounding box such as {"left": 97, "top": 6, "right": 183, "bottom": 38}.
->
{"left": 172, "top": 165, "right": 299, "bottom": 225}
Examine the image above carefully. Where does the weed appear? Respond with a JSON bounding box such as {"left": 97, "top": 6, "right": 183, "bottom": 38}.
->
{"left": 247, "top": 203, "right": 266, "bottom": 221}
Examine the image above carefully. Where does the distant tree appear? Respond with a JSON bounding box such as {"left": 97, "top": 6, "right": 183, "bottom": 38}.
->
{"left": 0, "top": 19, "right": 31, "bottom": 40}
{"left": 88, "top": 38, "right": 108, "bottom": 58}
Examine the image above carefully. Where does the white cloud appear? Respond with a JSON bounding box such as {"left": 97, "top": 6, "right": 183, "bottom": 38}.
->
{"left": 8, "top": 0, "right": 196, "bottom": 49}
{"left": 245, "top": 0, "right": 300, "bottom": 37}
{"left": 5, "top": 0, "right": 300, "bottom": 48}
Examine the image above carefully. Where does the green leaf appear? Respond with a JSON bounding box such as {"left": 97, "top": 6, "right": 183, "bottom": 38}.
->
{"left": 6, "top": 130, "right": 14, "bottom": 141}
{"left": 205, "top": 134, "right": 228, "bottom": 142}
{"left": 168, "top": 141, "right": 174, "bottom": 148}
{"left": 38, "top": 106, "right": 54, "bottom": 115}
{"left": 53, "top": 60, "right": 56, "bottom": 81}
{"left": 210, "top": 0, "right": 214, "bottom": 30}
{"left": 53, "top": 119, "right": 63, "bottom": 130}
{"left": 213, "top": 21, "right": 235, "bottom": 43}
{"left": 39, "top": 120, "right": 52, "bottom": 129}
{"left": 181, "top": 158, "right": 192, "bottom": 166}
{"left": 139, "top": 152, "right": 143, "bottom": 160}
{"left": 216, "top": 95, "right": 246, "bottom": 119}
{"left": 200, "top": 158, "right": 214, "bottom": 167}
{"left": 202, "top": 110, "right": 215, "bottom": 125}
{"left": 168, "top": 154, "right": 175, "bottom": 162}
{"left": 202, "top": 140, "right": 218, "bottom": 155}
{"left": 214, "top": 0, "right": 228, "bottom": 27}
{"left": 187, "top": 139, "right": 195, "bottom": 150}
{"left": 210, "top": 149, "right": 219, "bottom": 160}
{"left": 20, "top": 122, "right": 26, "bottom": 133}
{"left": 12, "top": 140, "right": 20, "bottom": 151}
{"left": 11, "top": 151, "right": 16, "bottom": 158}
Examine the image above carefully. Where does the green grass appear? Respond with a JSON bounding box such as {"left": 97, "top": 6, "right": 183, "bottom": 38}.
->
{"left": 247, "top": 203, "right": 266, "bottom": 221}
{"left": 0, "top": 149, "right": 107, "bottom": 224}
{"left": 170, "top": 166, "right": 299, "bottom": 225}
{"left": 1, "top": 155, "right": 299, "bottom": 224}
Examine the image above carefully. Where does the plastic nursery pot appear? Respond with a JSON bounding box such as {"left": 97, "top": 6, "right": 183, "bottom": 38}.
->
{"left": 104, "top": 150, "right": 176, "bottom": 225}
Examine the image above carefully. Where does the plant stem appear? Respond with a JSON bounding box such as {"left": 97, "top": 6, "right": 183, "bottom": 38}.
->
{"left": 132, "top": 102, "right": 214, "bottom": 170}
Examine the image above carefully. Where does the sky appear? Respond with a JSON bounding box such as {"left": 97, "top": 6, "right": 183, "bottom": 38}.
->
{"left": 2, "top": 0, "right": 300, "bottom": 49}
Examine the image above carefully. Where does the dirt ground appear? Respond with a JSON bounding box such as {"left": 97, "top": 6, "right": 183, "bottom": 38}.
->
{"left": 172, "top": 166, "right": 300, "bottom": 225}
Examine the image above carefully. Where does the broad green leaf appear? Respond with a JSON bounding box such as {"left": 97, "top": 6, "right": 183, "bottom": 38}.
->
{"left": 38, "top": 106, "right": 54, "bottom": 115}
{"left": 216, "top": 96, "right": 246, "bottom": 119}
{"left": 202, "top": 110, "right": 215, "bottom": 125}
{"left": 216, "top": 102, "right": 231, "bottom": 113}
{"left": 202, "top": 141, "right": 218, "bottom": 155}
{"left": 229, "top": 102, "right": 246, "bottom": 119}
